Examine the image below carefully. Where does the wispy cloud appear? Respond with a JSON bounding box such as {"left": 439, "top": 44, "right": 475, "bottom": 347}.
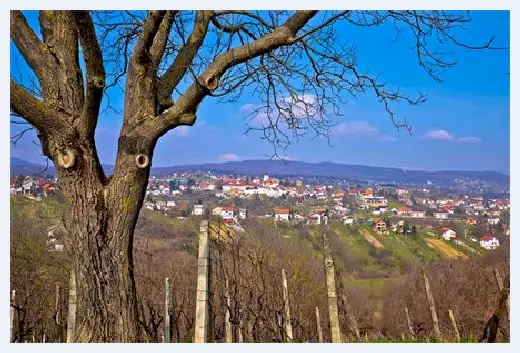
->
{"left": 422, "top": 129, "right": 482, "bottom": 144}
{"left": 457, "top": 136, "right": 482, "bottom": 144}
{"left": 169, "top": 126, "right": 190, "bottom": 137}
{"left": 333, "top": 121, "right": 398, "bottom": 142}
{"left": 422, "top": 129, "right": 455, "bottom": 141}
{"left": 379, "top": 134, "right": 399, "bottom": 142}
{"left": 333, "top": 121, "right": 379, "bottom": 136}
{"left": 239, "top": 95, "right": 322, "bottom": 129}
{"left": 219, "top": 153, "right": 241, "bottom": 162}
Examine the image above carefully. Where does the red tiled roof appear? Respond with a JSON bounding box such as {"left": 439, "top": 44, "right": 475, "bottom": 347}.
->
{"left": 275, "top": 208, "right": 290, "bottom": 214}
{"left": 222, "top": 206, "right": 235, "bottom": 211}
{"left": 480, "top": 234, "right": 496, "bottom": 241}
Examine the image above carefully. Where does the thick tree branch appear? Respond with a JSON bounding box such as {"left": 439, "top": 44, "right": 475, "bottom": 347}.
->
{"left": 74, "top": 11, "right": 106, "bottom": 137}
{"left": 10, "top": 79, "right": 54, "bottom": 131}
{"left": 132, "top": 10, "right": 167, "bottom": 65}
{"left": 150, "top": 10, "right": 177, "bottom": 68}
{"left": 157, "top": 10, "right": 213, "bottom": 110}
{"left": 154, "top": 10, "right": 318, "bottom": 136}
{"left": 10, "top": 11, "right": 52, "bottom": 82}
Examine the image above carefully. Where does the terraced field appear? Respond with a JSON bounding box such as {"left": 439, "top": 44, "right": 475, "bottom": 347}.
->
{"left": 425, "top": 238, "right": 468, "bottom": 259}
{"left": 359, "top": 228, "right": 384, "bottom": 249}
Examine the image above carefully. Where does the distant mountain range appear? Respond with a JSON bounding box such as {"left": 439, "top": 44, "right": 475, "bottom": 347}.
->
{"left": 11, "top": 157, "right": 509, "bottom": 185}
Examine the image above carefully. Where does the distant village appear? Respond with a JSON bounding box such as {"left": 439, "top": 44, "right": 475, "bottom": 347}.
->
{"left": 11, "top": 171, "right": 510, "bottom": 252}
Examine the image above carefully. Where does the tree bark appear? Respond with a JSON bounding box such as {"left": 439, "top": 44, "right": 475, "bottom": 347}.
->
{"left": 55, "top": 135, "right": 152, "bottom": 342}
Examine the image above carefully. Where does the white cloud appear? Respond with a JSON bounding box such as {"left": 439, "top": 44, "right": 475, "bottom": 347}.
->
{"left": 169, "top": 126, "right": 190, "bottom": 137}
{"left": 332, "top": 121, "right": 399, "bottom": 142}
{"left": 239, "top": 103, "right": 257, "bottom": 113}
{"left": 239, "top": 95, "right": 322, "bottom": 129}
{"left": 457, "top": 136, "right": 482, "bottom": 144}
{"left": 422, "top": 129, "right": 482, "bottom": 144}
{"left": 219, "top": 153, "right": 241, "bottom": 162}
{"left": 422, "top": 129, "right": 455, "bottom": 141}
{"left": 378, "top": 134, "right": 399, "bottom": 142}
{"left": 333, "top": 121, "right": 379, "bottom": 136}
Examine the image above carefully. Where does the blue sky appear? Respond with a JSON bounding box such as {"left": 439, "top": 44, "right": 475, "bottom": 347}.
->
{"left": 10, "top": 10, "right": 510, "bottom": 174}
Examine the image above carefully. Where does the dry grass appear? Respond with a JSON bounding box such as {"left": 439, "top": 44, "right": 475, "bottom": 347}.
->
{"left": 425, "top": 238, "right": 468, "bottom": 259}
{"left": 360, "top": 228, "right": 385, "bottom": 249}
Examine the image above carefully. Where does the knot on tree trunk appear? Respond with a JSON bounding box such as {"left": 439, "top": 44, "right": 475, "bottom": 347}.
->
{"left": 56, "top": 148, "right": 76, "bottom": 169}
{"left": 204, "top": 74, "right": 219, "bottom": 90}
{"left": 135, "top": 154, "right": 150, "bottom": 169}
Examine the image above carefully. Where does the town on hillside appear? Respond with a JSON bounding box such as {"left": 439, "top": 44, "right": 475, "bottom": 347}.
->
{"left": 11, "top": 170, "right": 510, "bottom": 252}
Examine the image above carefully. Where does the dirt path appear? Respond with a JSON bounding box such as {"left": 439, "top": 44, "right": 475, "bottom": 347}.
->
{"left": 360, "top": 229, "right": 385, "bottom": 249}
{"left": 425, "top": 238, "right": 468, "bottom": 259}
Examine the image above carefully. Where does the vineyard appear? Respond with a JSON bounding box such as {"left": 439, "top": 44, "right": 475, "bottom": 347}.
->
{"left": 10, "top": 196, "right": 510, "bottom": 343}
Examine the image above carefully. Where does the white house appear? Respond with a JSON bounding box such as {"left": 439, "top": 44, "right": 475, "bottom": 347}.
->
{"left": 343, "top": 217, "right": 354, "bottom": 226}
{"left": 274, "top": 209, "right": 290, "bottom": 222}
{"left": 487, "top": 217, "right": 500, "bottom": 225}
{"left": 221, "top": 206, "right": 235, "bottom": 220}
{"left": 143, "top": 202, "right": 155, "bottom": 210}
{"left": 192, "top": 204, "right": 205, "bottom": 216}
{"left": 238, "top": 208, "right": 248, "bottom": 219}
{"left": 166, "top": 200, "right": 176, "bottom": 208}
{"left": 434, "top": 212, "right": 449, "bottom": 219}
{"left": 439, "top": 227, "right": 457, "bottom": 241}
{"left": 480, "top": 234, "right": 500, "bottom": 250}
{"left": 410, "top": 210, "right": 426, "bottom": 218}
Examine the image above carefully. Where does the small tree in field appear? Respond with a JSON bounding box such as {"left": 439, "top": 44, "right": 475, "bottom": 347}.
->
{"left": 10, "top": 10, "right": 504, "bottom": 342}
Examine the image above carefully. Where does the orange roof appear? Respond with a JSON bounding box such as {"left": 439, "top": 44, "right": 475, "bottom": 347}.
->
{"left": 480, "top": 234, "right": 496, "bottom": 241}
{"left": 222, "top": 206, "right": 235, "bottom": 211}
{"left": 275, "top": 208, "right": 290, "bottom": 214}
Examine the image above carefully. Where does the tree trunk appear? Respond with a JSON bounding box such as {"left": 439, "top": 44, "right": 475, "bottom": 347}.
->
{"left": 54, "top": 136, "right": 152, "bottom": 342}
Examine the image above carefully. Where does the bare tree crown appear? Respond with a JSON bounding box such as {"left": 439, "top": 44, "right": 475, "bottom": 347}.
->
{"left": 11, "top": 10, "right": 505, "bottom": 171}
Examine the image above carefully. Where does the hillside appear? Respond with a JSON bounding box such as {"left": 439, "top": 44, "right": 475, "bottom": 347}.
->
{"left": 10, "top": 195, "right": 509, "bottom": 342}
{"left": 10, "top": 157, "right": 509, "bottom": 185}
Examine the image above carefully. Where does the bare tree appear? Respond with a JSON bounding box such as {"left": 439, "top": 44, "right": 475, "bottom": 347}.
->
{"left": 10, "top": 10, "right": 503, "bottom": 342}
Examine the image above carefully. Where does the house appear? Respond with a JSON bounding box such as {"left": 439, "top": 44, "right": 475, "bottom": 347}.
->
{"left": 343, "top": 217, "right": 355, "bottom": 226}
{"left": 192, "top": 204, "right": 205, "bottom": 216}
{"left": 221, "top": 206, "right": 235, "bottom": 221}
{"left": 143, "top": 202, "right": 155, "bottom": 210}
{"left": 274, "top": 208, "right": 290, "bottom": 222}
{"left": 307, "top": 213, "right": 322, "bottom": 225}
{"left": 442, "top": 206, "right": 455, "bottom": 214}
{"left": 333, "top": 192, "right": 345, "bottom": 202}
{"left": 348, "top": 188, "right": 362, "bottom": 196}
{"left": 238, "top": 208, "right": 248, "bottom": 219}
{"left": 308, "top": 210, "right": 327, "bottom": 225}
{"left": 397, "top": 207, "right": 411, "bottom": 216}
{"left": 434, "top": 212, "right": 449, "bottom": 219}
{"left": 42, "top": 184, "right": 57, "bottom": 197}
{"left": 410, "top": 209, "right": 426, "bottom": 218}
{"left": 293, "top": 213, "right": 305, "bottom": 222}
{"left": 439, "top": 227, "right": 456, "bottom": 241}
{"left": 295, "top": 198, "right": 304, "bottom": 206}
{"left": 480, "top": 234, "right": 500, "bottom": 250}
{"left": 212, "top": 206, "right": 223, "bottom": 216}
{"left": 166, "top": 200, "right": 176, "bottom": 208}
{"left": 395, "top": 189, "right": 408, "bottom": 196}
{"left": 465, "top": 217, "right": 478, "bottom": 225}
{"left": 363, "top": 196, "right": 387, "bottom": 208}
{"left": 487, "top": 217, "right": 500, "bottom": 225}
{"left": 453, "top": 238, "right": 464, "bottom": 246}
{"left": 372, "top": 218, "right": 388, "bottom": 234}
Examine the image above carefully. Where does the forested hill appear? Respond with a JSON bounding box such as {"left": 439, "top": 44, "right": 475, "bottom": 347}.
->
{"left": 10, "top": 158, "right": 509, "bottom": 185}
